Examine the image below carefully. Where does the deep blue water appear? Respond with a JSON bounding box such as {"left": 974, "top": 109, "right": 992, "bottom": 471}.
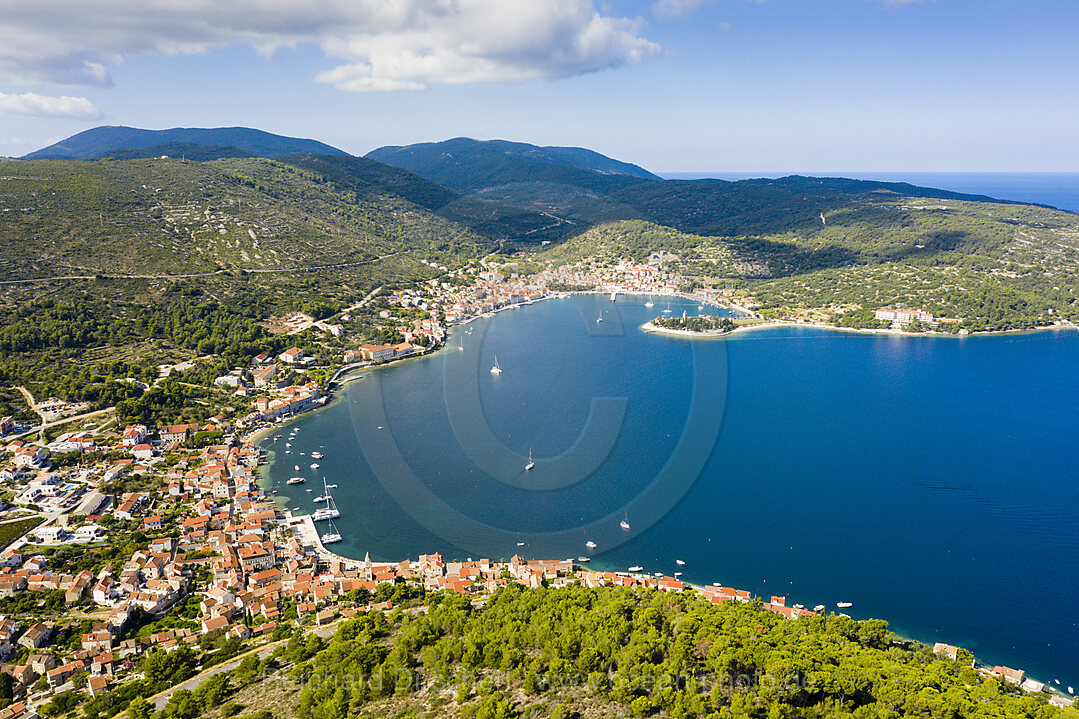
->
{"left": 263, "top": 296, "right": 1079, "bottom": 685}
{"left": 663, "top": 172, "right": 1079, "bottom": 213}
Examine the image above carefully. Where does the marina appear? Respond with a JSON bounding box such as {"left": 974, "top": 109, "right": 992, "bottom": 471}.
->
{"left": 261, "top": 294, "right": 1079, "bottom": 688}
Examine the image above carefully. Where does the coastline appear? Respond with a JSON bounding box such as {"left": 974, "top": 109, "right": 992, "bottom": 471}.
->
{"left": 285, "top": 522, "right": 1068, "bottom": 700}
{"left": 644, "top": 317, "right": 1079, "bottom": 340}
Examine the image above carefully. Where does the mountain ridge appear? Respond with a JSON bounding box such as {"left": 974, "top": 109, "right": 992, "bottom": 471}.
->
{"left": 366, "top": 136, "right": 659, "bottom": 194}
{"left": 22, "top": 125, "right": 349, "bottom": 161}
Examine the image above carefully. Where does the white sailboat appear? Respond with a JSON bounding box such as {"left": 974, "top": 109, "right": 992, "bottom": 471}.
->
{"left": 662, "top": 298, "right": 672, "bottom": 314}
{"left": 312, "top": 478, "right": 341, "bottom": 521}
{"left": 490, "top": 356, "right": 503, "bottom": 374}
{"left": 609, "top": 291, "right": 617, "bottom": 301}
{"left": 321, "top": 518, "right": 342, "bottom": 544}
{"left": 525, "top": 448, "right": 535, "bottom": 471}
{"left": 620, "top": 513, "right": 631, "bottom": 530}
{"left": 596, "top": 312, "right": 603, "bottom": 323}
{"left": 645, "top": 296, "right": 655, "bottom": 308}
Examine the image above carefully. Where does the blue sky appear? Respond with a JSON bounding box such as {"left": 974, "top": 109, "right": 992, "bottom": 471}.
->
{"left": 0, "top": 0, "right": 1075, "bottom": 171}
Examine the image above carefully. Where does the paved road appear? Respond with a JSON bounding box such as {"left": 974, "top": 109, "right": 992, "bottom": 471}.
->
{"left": 6, "top": 406, "right": 115, "bottom": 443}
{"left": 150, "top": 624, "right": 340, "bottom": 711}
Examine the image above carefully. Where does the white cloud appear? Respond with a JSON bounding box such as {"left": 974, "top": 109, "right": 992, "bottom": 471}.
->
{"left": 0, "top": 0, "right": 658, "bottom": 92}
{"left": 0, "top": 91, "right": 101, "bottom": 119}
{"left": 651, "top": 0, "right": 718, "bottom": 20}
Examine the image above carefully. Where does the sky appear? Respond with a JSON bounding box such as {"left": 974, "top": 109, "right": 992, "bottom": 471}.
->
{"left": 0, "top": 0, "right": 1076, "bottom": 172}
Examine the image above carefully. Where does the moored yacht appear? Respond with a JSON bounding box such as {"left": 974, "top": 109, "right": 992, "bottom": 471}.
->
{"left": 525, "top": 448, "right": 535, "bottom": 471}
{"left": 312, "top": 478, "right": 341, "bottom": 521}
{"left": 490, "top": 356, "right": 503, "bottom": 374}
{"left": 321, "top": 518, "right": 342, "bottom": 544}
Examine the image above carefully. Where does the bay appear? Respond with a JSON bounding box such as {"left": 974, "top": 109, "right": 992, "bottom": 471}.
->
{"left": 263, "top": 295, "right": 1079, "bottom": 685}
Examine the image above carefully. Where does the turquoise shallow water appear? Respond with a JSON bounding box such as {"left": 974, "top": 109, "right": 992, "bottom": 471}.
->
{"left": 263, "top": 295, "right": 1079, "bottom": 685}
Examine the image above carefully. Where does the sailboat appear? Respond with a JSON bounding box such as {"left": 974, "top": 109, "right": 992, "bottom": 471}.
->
{"left": 312, "top": 478, "right": 341, "bottom": 521}
{"left": 490, "top": 356, "right": 503, "bottom": 374}
{"left": 645, "top": 296, "right": 655, "bottom": 308}
{"left": 620, "top": 513, "right": 631, "bottom": 530}
{"left": 596, "top": 312, "right": 603, "bottom": 324}
{"left": 662, "top": 298, "right": 672, "bottom": 314}
{"left": 321, "top": 518, "right": 342, "bottom": 544}
{"left": 525, "top": 448, "right": 535, "bottom": 471}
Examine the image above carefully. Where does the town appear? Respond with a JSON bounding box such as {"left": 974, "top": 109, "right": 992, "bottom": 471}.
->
{"left": 0, "top": 251, "right": 1062, "bottom": 719}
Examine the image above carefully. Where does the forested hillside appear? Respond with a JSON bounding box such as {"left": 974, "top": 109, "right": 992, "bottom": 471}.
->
{"left": 23, "top": 126, "right": 348, "bottom": 160}
{"left": 151, "top": 584, "right": 1074, "bottom": 719}
{"left": 539, "top": 176, "right": 1079, "bottom": 331}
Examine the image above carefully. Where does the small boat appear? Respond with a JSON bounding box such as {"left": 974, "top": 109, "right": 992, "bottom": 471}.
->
{"left": 490, "top": 356, "right": 503, "bottom": 375}
{"left": 325, "top": 483, "right": 337, "bottom": 489}
{"left": 674, "top": 572, "right": 682, "bottom": 577}
{"left": 285, "top": 442, "right": 292, "bottom": 448}
{"left": 321, "top": 519, "right": 342, "bottom": 544}
{"left": 837, "top": 602, "right": 853, "bottom": 609}
{"left": 293, "top": 464, "right": 299, "bottom": 471}
{"left": 814, "top": 604, "right": 826, "bottom": 612}
{"left": 712, "top": 583, "right": 721, "bottom": 587}
{"left": 675, "top": 559, "right": 686, "bottom": 566}
{"left": 1070, "top": 687, "right": 1075, "bottom": 695}
{"left": 620, "top": 513, "right": 630, "bottom": 530}
{"left": 305, "top": 488, "right": 312, "bottom": 492}
{"left": 310, "top": 463, "right": 320, "bottom": 469}
{"left": 285, "top": 450, "right": 291, "bottom": 454}
{"left": 516, "top": 542, "right": 525, "bottom": 547}
{"left": 697, "top": 304, "right": 703, "bottom": 311}
{"left": 585, "top": 540, "right": 597, "bottom": 549}
{"left": 629, "top": 566, "right": 644, "bottom": 572}
{"left": 645, "top": 297, "right": 654, "bottom": 308}
{"left": 287, "top": 477, "right": 305, "bottom": 485}
{"left": 596, "top": 313, "right": 603, "bottom": 323}
{"left": 525, "top": 448, "right": 535, "bottom": 471}
{"left": 377, "top": 426, "right": 383, "bottom": 430}
{"left": 577, "top": 556, "right": 591, "bottom": 562}
{"left": 662, "top": 298, "right": 672, "bottom": 314}
{"left": 654, "top": 572, "right": 664, "bottom": 577}
{"left": 311, "top": 451, "right": 323, "bottom": 459}
{"left": 1054, "top": 680, "right": 1060, "bottom": 686}
{"left": 313, "top": 495, "right": 328, "bottom": 502}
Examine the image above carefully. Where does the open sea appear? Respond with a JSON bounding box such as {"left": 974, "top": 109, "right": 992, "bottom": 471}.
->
{"left": 263, "top": 295, "right": 1079, "bottom": 687}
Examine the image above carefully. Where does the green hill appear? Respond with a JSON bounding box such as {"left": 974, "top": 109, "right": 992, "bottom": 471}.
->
{"left": 90, "top": 142, "right": 256, "bottom": 161}
{"left": 539, "top": 173, "right": 1079, "bottom": 331}
{"left": 366, "top": 137, "right": 658, "bottom": 194}
{"left": 22, "top": 125, "right": 349, "bottom": 160}
{"left": 207, "top": 584, "right": 1072, "bottom": 719}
